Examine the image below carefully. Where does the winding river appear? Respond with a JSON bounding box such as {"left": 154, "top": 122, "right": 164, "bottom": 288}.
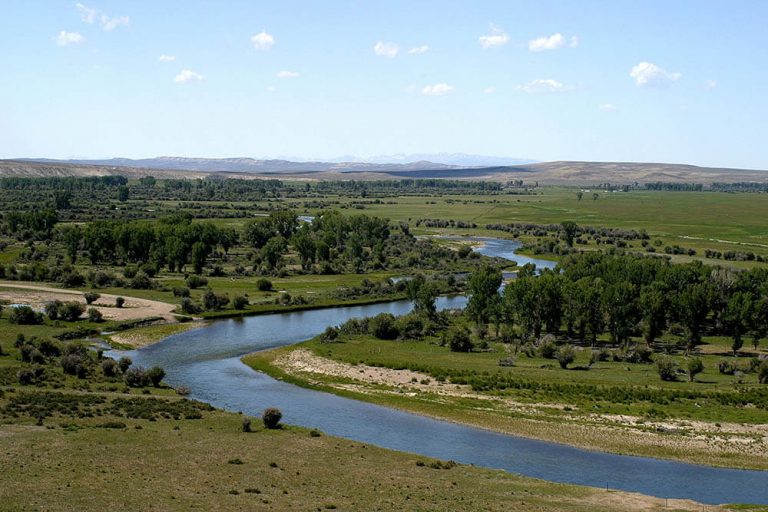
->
{"left": 110, "top": 238, "right": 768, "bottom": 505}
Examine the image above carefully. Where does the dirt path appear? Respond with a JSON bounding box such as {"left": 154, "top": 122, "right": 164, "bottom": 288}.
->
{"left": 0, "top": 281, "right": 178, "bottom": 323}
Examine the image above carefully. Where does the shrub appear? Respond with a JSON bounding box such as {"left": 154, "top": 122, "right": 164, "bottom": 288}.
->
{"left": 185, "top": 275, "right": 208, "bottom": 289}
{"left": 83, "top": 292, "right": 100, "bottom": 305}
{"left": 447, "top": 327, "right": 473, "bottom": 353}
{"left": 8, "top": 305, "right": 43, "bottom": 325}
{"left": 61, "top": 354, "right": 85, "bottom": 377}
{"left": 92, "top": 271, "right": 115, "bottom": 288}
{"left": 17, "top": 368, "right": 35, "bottom": 385}
{"left": 498, "top": 356, "right": 515, "bottom": 367}
{"left": 101, "top": 358, "right": 118, "bottom": 377}
{"left": 233, "top": 295, "right": 249, "bottom": 310}
{"left": 146, "top": 366, "right": 166, "bottom": 387}
{"left": 87, "top": 307, "right": 103, "bottom": 323}
{"left": 124, "top": 367, "right": 150, "bottom": 387}
{"left": 262, "top": 407, "right": 282, "bottom": 429}
{"left": 172, "top": 286, "right": 190, "bottom": 298}
{"left": 256, "top": 278, "right": 273, "bottom": 291}
{"left": 59, "top": 302, "right": 85, "bottom": 321}
{"left": 686, "top": 357, "right": 704, "bottom": 382}
{"left": 118, "top": 356, "right": 132, "bottom": 373}
{"left": 130, "top": 271, "right": 152, "bottom": 290}
{"left": 115, "top": 297, "right": 125, "bottom": 308}
{"left": 321, "top": 326, "right": 339, "bottom": 343}
{"left": 759, "top": 362, "right": 768, "bottom": 384}
{"left": 537, "top": 335, "right": 558, "bottom": 359}
{"left": 242, "top": 417, "right": 252, "bottom": 432}
{"left": 202, "top": 289, "right": 229, "bottom": 311}
{"left": 368, "top": 313, "right": 399, "bottom": 340}
{"left": 180, "top": 297, "right": 202, "bottom": 314}
{"left": 656, "top": 356, "right": 678, "bottom": 381}
{"left": 44, "top": 300, "right": 63, "bottom": 320}
{"left": 718, "top": 360, "right": 736, "bottom": 375}
{"left": 555, "top": 345, "right": 577, "bottom": 369}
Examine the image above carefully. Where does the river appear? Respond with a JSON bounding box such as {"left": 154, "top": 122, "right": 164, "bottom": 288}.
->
{"left": 109, "top": 238, "right": 768, "bottom": 505}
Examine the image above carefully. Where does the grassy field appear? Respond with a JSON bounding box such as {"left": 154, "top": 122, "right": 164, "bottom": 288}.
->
{"left": 244, "top": 331, "right": 768, "bottom": 471}
{"left": 1, "top": 404, "right": 738, "bottom": 512}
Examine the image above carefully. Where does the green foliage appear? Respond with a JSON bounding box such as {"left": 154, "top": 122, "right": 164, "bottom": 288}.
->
{"left": 447, "top": 327, "right": 473, "bottom": 353}
{"left": 87, "top": 307, "right": 103, "bottom": 323}
{"left": 256, "top": 278, "right": 273, "bottom": 291}
{"left": 555, "top": 344, "right": 577, "bottom": 369}
{"left": 115, "top": 297, "right": 125, "bottom": 308}
{"left": 146, "top": 366, "right": 166, "bottom": 387}
{"left": 369, "top": 313, "right": 399, "bottom": 340}
{"left": 8, "top": 305, "right": 43, "bottom": 325}
{"left": 686, "top": 357, "right": 704, "bottom": 382}
{"left": 232, "top": 295, "right": 249, "bottom": 310}
{"left": 124, "top": 367, "right": 150, "bottom": 388}
{"left": 656, "top": 356, "right": 678, "bottom": 382}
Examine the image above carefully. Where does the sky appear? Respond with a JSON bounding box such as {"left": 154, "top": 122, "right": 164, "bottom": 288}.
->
{"left": 1, "top": 0, "right": 767, "bottom": 169}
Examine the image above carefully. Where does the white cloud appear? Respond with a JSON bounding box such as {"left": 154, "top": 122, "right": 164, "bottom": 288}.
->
{"left": 528, "top": 33, "right": 566, "bottom": 51}
{"left": 251, "top": 31, "right": 275, "bottom": 51}
{"left": 629, "top": 62, "right": 681, "bottom": 87}
{"left": 101, "top": 14, "right": 130, "bottom": 31}
{"left": 479, "top": 24, "right": 508, "bottom": 48}
{"left": 276, "top": 70, "right": 299, "bottom": 79}
{"left": 570, "top": 36, "right": 579, "bottom": 47}
{"left": 516, "top": 79, "right": 571, "bottom": 93}
{"left": 76, "top": 3, "right": 97, "bottom": 23}
{"left": 158, "top": 54, "right": 176, "bottom": 62}
{"left": 407, "top": 45, "right": 429, "bottom": 55}
{"left": 421, "top": 83, "right": 454, "bottom": 96}
{"left": 705, "top": 79, "right": 717, "bottom": 90}
{"left": 56, "top": 31, "right": 85, "bottom": 46}
{"left": 174, "top": 69, "right": 204, "bottom": 83}
{"left": 483, "top": 86, "right": 496, "bottom": 94}
{"left": 373, "top": 41, "right": 399, "bottom": 58}
{"left": 599, "top": 103, "right": 618, "bottom": 112}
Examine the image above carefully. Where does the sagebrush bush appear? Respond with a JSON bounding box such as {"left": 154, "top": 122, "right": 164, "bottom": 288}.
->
{"left": 262, "top": 407, "right": 282, "bottom": 429}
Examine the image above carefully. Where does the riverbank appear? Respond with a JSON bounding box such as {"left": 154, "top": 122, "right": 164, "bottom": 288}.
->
{"left": 243, "top": 345, "right": 768, "bottom": 472}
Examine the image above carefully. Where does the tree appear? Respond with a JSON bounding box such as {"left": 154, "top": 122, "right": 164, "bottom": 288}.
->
{"left": 191, "top": 241, "right": 210, "bottom": 275}
{"left": 576, "top": 191, "right": 583, "bottom": 201}
{"left": 561, "top": 221, "right": 578, "bottom": 247}
{"left": 291, "top": 228, "right": 316, "bottom": 270}
{"left": 406, "top": 276, "right": 437, "bottom": 317}
{"left": 725, "top": 291, "right": 753, "bottom": 355}
{"left": 261, "top": 236, "right": 287, "bottom": 272}
{"left": 262, "top": 407, "right": 283, "bottom": 429}
{"left": 555, "top": 344, "right": 577, "bottom": 369}
{"left": 686, "top": 357, "right": 704, "bottom": 382}
{"left": 115, "top": 296, "right": 125, "bottom": 308}
{"left": 639, "top": 282, "right": 667, "bottom": 344}
{"left": 466, "top": 265, "right": 502, "bottom": 332}
{"left": 675, "top": 283, "right": 710, "bottom": 352}
{"left": 59, "top": 225, "right": 82, "bottom": 263}
{"left": 602, "top": 281, "right": 637, "bottom": 345}
{"left": 117, "top": 185, "right": 130, "bottom": 202}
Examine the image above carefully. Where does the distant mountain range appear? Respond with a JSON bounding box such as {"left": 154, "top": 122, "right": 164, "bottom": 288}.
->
{"left": 2, "top": 157, "right": 767, "bottom": 184}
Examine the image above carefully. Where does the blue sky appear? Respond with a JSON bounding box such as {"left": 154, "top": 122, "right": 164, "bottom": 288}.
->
{"left": 1, "top": 0, "right": 767, "bottom": 168}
